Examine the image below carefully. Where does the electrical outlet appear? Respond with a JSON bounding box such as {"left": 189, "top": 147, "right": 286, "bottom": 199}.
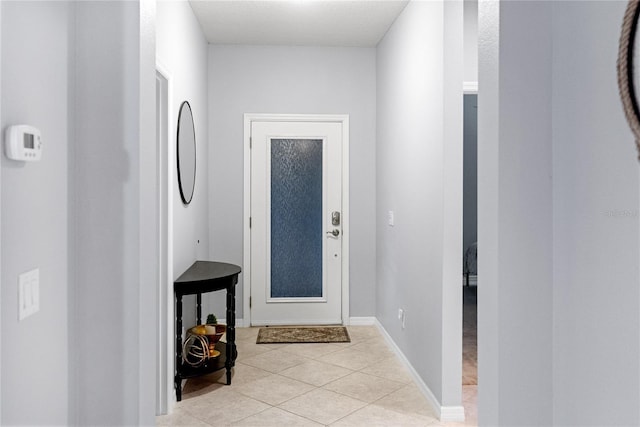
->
{"left": 398, "top": 308, "right": 404, "bottom": 320}
{"left": 388, "top": 211, "right": 395, "bottom": 226}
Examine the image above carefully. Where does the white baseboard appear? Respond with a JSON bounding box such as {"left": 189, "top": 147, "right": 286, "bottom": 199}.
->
{"left": 218, "top": 318, "right": 245, "bottom": 327}
{"left": 249, "top": 319, "right": 342, "bottom": 326}
{"left": 348, "top": 316, "right": 376, "bottom": 325}
{"left": 233, "top": 317, "right": 376, "bottom": 327}
{"left": 374, "top": 319, "right": 466, "bottom": 422}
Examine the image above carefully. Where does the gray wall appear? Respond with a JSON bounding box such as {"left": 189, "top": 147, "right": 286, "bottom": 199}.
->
{"left": 0, "top": 3, "right": 3, "bottom": 419}
{"left": 1, "top": 2, "right": 156, "bottom": 425}
{"left": 552, "top": 1, "right": 639, "bottom": 424}
{"left": 1, "top": 2, "right": 71, "bottom": 424}
{"left": 376, "top": 0, "right": 463, "bottom": 409}
{"left": 479, "top": 1, "right": 640, "bottom": 425}
{"left": 72, "top": 1, "right": 156, "bottom": 425}
{"left": 463, "top": 95, "right": 477, "bottom": 257}
{"left": 479, "top": 1, "right": 554, "bottom": 424}
{"left": 207, "top": 45, "right": 377, "bottom": 320}
{"left": 157, "top": 0, "right": 210, "bottom": 334}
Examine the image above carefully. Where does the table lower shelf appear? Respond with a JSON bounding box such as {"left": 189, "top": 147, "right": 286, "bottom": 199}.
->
{"left": 177, "top": 341, "right": 237, "bottom": 379}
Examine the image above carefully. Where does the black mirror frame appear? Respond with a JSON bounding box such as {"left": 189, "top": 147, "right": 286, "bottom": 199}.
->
{"left": 618, "top": 0, "right": 640, "bottom": 159}
{"left": 177, "top": 101, "right": 196, "bottom": 205}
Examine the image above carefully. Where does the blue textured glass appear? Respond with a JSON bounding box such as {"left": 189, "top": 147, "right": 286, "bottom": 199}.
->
{"left": 270, "top": 139, "right": 323, "bottom": 298}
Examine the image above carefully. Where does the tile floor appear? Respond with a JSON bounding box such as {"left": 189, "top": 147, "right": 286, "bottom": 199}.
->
{"left": 157, "top": 325, "right": 477, "bottom": 427}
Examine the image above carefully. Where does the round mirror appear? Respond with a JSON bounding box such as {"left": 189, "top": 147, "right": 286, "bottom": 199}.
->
{"left": 618, "top": 0, "right": 640, "bottom": 158}
{"left": 177, "top": 101, "right": 196, "bottom": 204}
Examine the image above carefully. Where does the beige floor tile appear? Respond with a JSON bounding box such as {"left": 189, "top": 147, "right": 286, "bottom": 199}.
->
{"left": 328, "top": 340, "right": 359, "bottom": 349}
{"left": 184, "top": 362, "right": 271, "bottom": 392}
{"left": 178, "top": 388, "right": 271, "bottom": 425}
{"left": 279, "top": 342, "right": 344, "bottom": 359}
{"left": 318, "top": 347, "right": 387, "bottom": 370}
{"left": 236, "top": 338, "right": 282, "bottom": 361}
{"left": 323, "top": 371, "right": 405, "bottom": 403}
{"left": 180, "top": 373, "right": 227, "bottom": 399}
{"left": 233, "top": 374, "right": 314, "bottom": 405}
{"left": 346, "top": 326, "right": 382, "bottom": 342}
{"left": 241, "top": 348, "right": 311, "bottom": 373}
{"left": 436, "top": 417, "right": 478, "bottom": 427}
{"left": 279, "top": 388, "right": 368, "bottom": 425}
{"left": 360, "top": 355, "right": 413, "bottom": 383}
{"left": 433, "top": 422, "right": 468, "bottom": 427}
{"left": 330, "top": 404, "right": 437, "bottom": 427}
{"left": 231, "top": 407, "right": 323, "bottom": 426}
{"left": 279, "top": 359, "right": 354, "bottom": 387}
{"left": 213, "top": 362, "right": 272, "bottom": 388}
{"left": 235, "top": 327, "right": 260, "bottom": 341}
{"left": 371, "top": 383, "right": 438, "bottom": 421}
{"left": 235, "top": 339, "right": 276, "bottom": 361}
{"left": 155, "top": 407, "right": 210, "bottom": 426}
{"left": 349, "top": 338, "right": 395, "bottom": 358}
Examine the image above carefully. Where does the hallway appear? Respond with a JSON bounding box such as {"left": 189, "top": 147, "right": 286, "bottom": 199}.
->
{"left": 157, "top": 326, "right": 477, "bottom": 426}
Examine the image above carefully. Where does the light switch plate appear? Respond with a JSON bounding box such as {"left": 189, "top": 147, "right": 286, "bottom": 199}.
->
{"left": 18, "top": 268, "right": 39, "bottom": 321}
{"left": 388, "top": 210, "right": 395, "bottom": 226}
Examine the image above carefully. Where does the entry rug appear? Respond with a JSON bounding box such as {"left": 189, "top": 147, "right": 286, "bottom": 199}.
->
{"left": 256, "top": 326, "right": 350, "bottom": 344}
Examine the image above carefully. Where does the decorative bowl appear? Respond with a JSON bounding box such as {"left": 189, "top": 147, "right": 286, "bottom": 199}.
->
{"left": 187, "top": 324, "right": 226, "bottom": 358}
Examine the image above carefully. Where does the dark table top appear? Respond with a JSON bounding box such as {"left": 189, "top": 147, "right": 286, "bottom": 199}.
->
{"left": 174, "top": 261, "right": 241, "bottom": 296}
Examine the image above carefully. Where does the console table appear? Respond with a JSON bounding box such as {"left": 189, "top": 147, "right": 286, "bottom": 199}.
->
{"left": 174, "top": 261, "right": 241, "bottom": 401}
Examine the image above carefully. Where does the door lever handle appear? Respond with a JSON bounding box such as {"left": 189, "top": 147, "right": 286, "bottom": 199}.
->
{"left": 326, "top": 229, "right": 340, "bottom": 237}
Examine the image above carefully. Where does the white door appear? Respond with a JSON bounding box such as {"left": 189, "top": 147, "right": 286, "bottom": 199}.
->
{"left": 250, "top": 120, "right": 343, "bottom": 325}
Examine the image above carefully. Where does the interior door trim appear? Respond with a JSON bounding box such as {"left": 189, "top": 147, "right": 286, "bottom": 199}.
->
{"left": 243, "top": 114, "right": 350, "bottom": 327}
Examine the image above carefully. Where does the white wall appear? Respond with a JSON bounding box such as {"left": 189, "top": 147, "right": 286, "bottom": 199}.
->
{"left": 552, "top": 1, "right": 639, "bottom": 424}
{"left": 157, "top": 1, "right": 210, "bottom": 330}
{"left": 479, "top": 1, "right": 640, "bottom": 425}
{"left": 376, "top": 0, "right": 463, "bottom": 413}
{"left": 1, "top": 2, "right": 71, "bottom": 424}
{"left": 463, "top": 0, "right": 478, "bottom": 83}
{"left": 208, "top": 45, "right": 377, "bottom": 320}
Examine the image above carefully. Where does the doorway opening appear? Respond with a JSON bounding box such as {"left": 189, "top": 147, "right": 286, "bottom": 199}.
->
{"left": 243, "top": 114, "right": 350, "bottom": 327}
{"left": 462, "top": 92, "right": 478, "bottom": 420}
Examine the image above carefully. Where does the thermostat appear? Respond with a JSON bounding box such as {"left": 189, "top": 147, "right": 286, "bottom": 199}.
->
{"left": 5, "top": 125, "right": 42, "bottom": 162}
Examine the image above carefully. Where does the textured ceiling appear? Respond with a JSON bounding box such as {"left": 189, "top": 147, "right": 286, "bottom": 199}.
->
{"left": 189, "top": 0, "right": 409, "bottom": 47}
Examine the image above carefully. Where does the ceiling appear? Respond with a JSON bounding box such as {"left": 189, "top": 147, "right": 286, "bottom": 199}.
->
{"left": 189, "top": 0, "right": 409, "bottom": 47}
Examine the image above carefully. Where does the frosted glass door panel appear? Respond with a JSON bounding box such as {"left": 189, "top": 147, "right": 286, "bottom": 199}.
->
{"left": 270, "top": 139, "right": 323, "bottom": 298}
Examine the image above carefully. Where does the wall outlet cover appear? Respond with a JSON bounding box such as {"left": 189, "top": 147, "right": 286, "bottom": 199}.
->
{"left": 18, "top": 268, "right": 39, "bottom": 320}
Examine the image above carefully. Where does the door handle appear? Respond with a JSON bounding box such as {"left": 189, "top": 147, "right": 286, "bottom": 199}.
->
{"left": 326, "top": 229, "right": 340, "bottom": 237}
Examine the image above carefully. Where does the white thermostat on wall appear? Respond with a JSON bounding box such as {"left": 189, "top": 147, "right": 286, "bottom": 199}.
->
{"left": 5, "top": 125, "right": 42, "bottom": 162}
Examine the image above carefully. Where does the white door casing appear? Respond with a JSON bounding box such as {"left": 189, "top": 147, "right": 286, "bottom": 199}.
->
{"left": 243, "top": 114, "right": 350, "bottom": 326}
{"left": 155, "top": 63, "right": 174, "bottom": 416}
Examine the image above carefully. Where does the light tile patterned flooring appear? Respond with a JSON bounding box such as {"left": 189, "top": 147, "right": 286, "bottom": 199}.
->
{"left": 157, "top": 325, "right": 477, "bottom": 427}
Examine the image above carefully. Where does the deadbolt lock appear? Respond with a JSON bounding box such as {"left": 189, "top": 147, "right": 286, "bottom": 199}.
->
{"left": 331, "top": 211, "right": 341, "bottom": 226}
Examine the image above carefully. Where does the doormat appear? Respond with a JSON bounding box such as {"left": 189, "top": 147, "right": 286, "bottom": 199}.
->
{"left": 256, "top": 326, "right": 350, "bottom": 344}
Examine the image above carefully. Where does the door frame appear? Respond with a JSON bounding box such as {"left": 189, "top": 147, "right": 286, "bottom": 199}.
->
{"left": 243, "top": 114, "right": 350, "bottom": 327}
{"left": 155, "top": 62, "right": 174, "bottom": 415}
